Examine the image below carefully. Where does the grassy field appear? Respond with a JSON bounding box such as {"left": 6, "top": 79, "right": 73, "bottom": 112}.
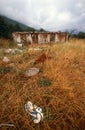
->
{"left": 0, "top": 39, "right": 85, "bottom": 130}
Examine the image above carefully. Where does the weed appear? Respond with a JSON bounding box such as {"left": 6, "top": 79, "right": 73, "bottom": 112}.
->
{"left": 18, "top": 69, "right": 26, "bottom": 75}
{"left": 43, "top": 107, "right": 56, "bottom": 121}
{"left": 0, "top": 81, "right": 5, "bottom": 86}
{"left": 38, "top": 77, "right": 52, "bottom": 87}
{"left": 8, "top": 41, "right": 17, "bottom": 48}
{"left": 0, "top": 38, "right": 9, "bottom": 48}
{"left": 22, "top": 53, "right": 30, "bottom": 60}
{"left": 0, "top": 66, "right": 15, "bottom": 74}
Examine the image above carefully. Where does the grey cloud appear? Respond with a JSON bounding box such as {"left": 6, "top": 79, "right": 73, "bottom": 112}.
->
{"left": 0, "top": 0, "right": 85, "bottom": 31}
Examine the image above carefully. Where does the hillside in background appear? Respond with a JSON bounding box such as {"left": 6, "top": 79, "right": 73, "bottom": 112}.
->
{"left": 0, "top": 15, "right": 35, "bottom": 31}
{"left": 0, "top": 15, "right": 85, "bottom": 40}
{"left": 0, "top": 15, "right": 36, "bottom": 39}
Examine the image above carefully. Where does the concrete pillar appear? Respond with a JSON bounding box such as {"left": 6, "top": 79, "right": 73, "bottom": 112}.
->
{"left": 46, "top": 34, "right": 50, "bottom": 43}
{"left": 55, "top": 33, "right": 59, "bottom": 43}
{"left": 12, "top": 33, "right": 21, "bottom": 43}
{"left": 38, "top": 34, "right": 44, "bottom": 44}
{"left": 26, "top": 34, "right": 33, "bottom": 44}
{"left": 16, "top": 34, "right": 21, "bottom": 43}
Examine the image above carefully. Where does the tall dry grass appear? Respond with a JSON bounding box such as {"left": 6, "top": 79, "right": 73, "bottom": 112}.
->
{"left": 0, "top": 38, "right": 17, "bottom": 48}
{"left": 0, "top": 39, "right": 85, "bottom": 130}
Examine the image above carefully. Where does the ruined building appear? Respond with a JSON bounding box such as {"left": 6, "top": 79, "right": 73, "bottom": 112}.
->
{"left": 12, "top": 32, "right": 68, "bottom": 44}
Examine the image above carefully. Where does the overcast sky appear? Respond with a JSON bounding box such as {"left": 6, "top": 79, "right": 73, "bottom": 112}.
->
{"left": 0, "top": 0, "right": 85, "bottom": 31}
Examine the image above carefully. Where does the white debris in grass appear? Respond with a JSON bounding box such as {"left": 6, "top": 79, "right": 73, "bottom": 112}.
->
{"left": 17, "top": 43, "right": 23, "bottom": 48}
{"left": 25, "top": 101, "right": 44, "bottom": 123}
{"left": 0, "top": 124, "right": 14, "bottom": 127}
{"left": 28, "top": 48, "right": 42, "bottom": 51}
{"left": 3, "top": 57, "right": 10, "bottom": 63}
{"left": 25, "top": 67, "right": 39, "bottom": 77}
{"left": 4, "top": 48, "right": 23, "bottom": 54}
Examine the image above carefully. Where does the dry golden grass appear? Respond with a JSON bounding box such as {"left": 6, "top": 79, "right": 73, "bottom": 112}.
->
{"left": 0, "top": 38, "right": 17, "bottom": 48}
{"left": 0, "top": 39, "right": 85, "bottom": 130}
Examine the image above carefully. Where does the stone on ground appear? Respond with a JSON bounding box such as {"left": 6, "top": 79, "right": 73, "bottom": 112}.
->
{"left": 25, "top": 67, "right": 39, "bottom": 77}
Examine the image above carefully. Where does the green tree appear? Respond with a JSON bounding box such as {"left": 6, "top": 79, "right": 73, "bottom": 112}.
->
{"left": 0, "top": 16, "right": 9, "bottom": 38}
{"left": 13, "top": 23, "right": 22, "bottom": 31}
{"left": 39, "top": 28, "right": 46, "bottom": 32}
{"left": 77, "top": 32, "right": 85, "bottom": 39}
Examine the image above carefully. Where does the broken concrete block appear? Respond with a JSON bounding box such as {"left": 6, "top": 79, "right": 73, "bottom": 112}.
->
{"left": 25, "top": 101, "right": 43, "bottom": 123}
{"left": 34, "top": 48, "right": 42, "bottom": 51}
{"left": 3, "top": 57, "right": 10, "bottom": 63}
{"left": 25, "top": 101, "right": 34, "bottom": 112}
{"left": 25, "top": 67, "right": 39, "bottom": 77}
{"left": 17, "top": 43, "right": 23, "bottom": 48}
{"left": 5, "top": 49, "right": 12, "bottom": 54}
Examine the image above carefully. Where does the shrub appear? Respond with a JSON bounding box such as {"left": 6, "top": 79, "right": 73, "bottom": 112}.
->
{"left": 0, "top": 66, "right": 15, "bottom": 74}
{"left": 8, "top": 40, "right": 17, "bottom": 48}
{"left": 38, "top": 77, "right": 52, "bottom": 87}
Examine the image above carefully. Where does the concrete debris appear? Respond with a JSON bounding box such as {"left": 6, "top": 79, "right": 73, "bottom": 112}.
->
{"left": 25, "top": 101, "right": 43, "bottom": 123}
{"left": 4, "top": 48, "right": 23, "bottom": 54}
{"left": 25, "top": 67, "right": 39, "bottom": 77}
{"left": 3, "top": 57, "right": 10, "bottom": 63}
{"left": 29, "top": 48, "right": 42, "bottom": 51}
{"left": 34, "top": 48, "right": 42, "bottom": 51}
{"left": 17, "top": 43, "right": 23, "bottom": 48}
{"left": 5, "top": 49, "right": 13, "bottom": 54}
{"left": 0, "top": 124, "right": 14, "bottom": 127}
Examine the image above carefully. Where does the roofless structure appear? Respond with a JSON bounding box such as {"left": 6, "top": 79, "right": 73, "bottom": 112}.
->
{"left": 12, "top": 32, "right": 69, "bottom": 44}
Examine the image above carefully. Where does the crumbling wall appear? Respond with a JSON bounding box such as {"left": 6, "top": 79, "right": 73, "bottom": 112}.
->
{"left": 50, "top": 34, "right": 55, "bottom": 43}
{"left": 12, "top": 33, "right": 21, "bottom": 43}
{"left": 46, "top": 34, "right": 50, "bottom": 43}
{"left": 55, "top": 33, "right": 60, "bottom": 43}
{"left": 32, "top": 34, "right": 38, "bottom": 43}
{"left": 26, "top": 34, "right": 32, "bottom": 44}
{"left": 12, "top": 32, "right": 68, "bottom": 44}
{"left": 38, "top": 33, "right": 50, "bottom": 44}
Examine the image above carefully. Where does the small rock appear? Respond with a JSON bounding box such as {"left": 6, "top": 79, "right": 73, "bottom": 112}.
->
{"left": 34, "top": 48, "right": 42, "bottom": 51}
{"left": 26, "top": 67, "right": 39, "bottom": 77}
{"left": 3, "top": 57, "right": 10, "bottom": 63}
{"left": 25, "top": 101, "right": 44, "bottom": 123}
{"left": 29, "top": 48, "right": 42, "bottom": 51}
{"left": 5, "top": 48, "right": 23, "bottom": 55}
{"left": 17, "top": 43, "right": 23, "bottom": 48}
{"left": 5, "top": 49, "right": 12, "bottom": 54}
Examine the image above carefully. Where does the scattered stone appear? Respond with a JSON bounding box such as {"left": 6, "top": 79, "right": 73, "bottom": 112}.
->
{"left": 34, "top": 48, "right": 42, "bottom": 51}
{"left": 0, "top": 124, "right": 14, "bottom": 127}
{"left": 17, "top": 43, "right": 23, "bottom": 48}
{"left": 3, "top": 57, "right": 10, "bottom": 63}
{"left": 29, "top": 48, "right": 42, "bottom": 51}
{"left": 5, "top": 49, "right": 12, "bottom": 54}
{"left": 25, "top": 101, "right": 43, "bottom": 123}
{"left": 5, "top": 48, "right": 15, "bottom": 54}
{"left": 25, "top": 67, "right": 39, "bottom": 77}
{"left": 4, "top": 48, "right": 23, "bottom": 55}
